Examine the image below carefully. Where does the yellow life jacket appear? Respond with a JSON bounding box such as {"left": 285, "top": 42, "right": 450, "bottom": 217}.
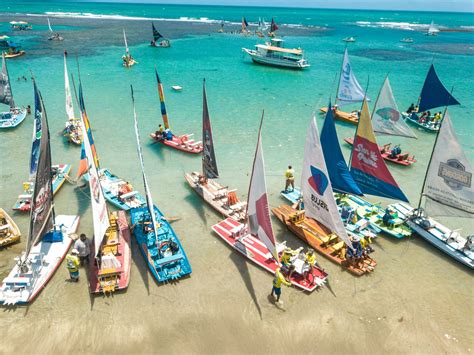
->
{"left": 66, "top": 255, "right": 80, "bottom": 272}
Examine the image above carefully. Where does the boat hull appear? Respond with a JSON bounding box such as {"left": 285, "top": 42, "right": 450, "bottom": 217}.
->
{"left": 391, "top": 203, "right": 474, "bottom": 268}
{"left": 320, "top": 107, "right": 358, "bottom": 125}
{"left": 83, "top": 168, "right": 146, "bottom": 211}
{"left": 3, "top": 51, "right": 25, "bottom": 59}
{"left": 243, "top": 49, "right": 310, "bottom": 69}
{"left": 0, "top": 215, "right": 80, "bottom": 305}
{"left": 88, "top": 211, "right": 131, "bottom": 294}
{"left": 0, "top": 208, "right": 21, "bottom": 247}
{"left": 131, "top": 206, "right": 192, "bottom": 283}
{"left": 272, "top": 205, "right": 376, "bottom": 276}
{"left": 184, "top": 172, "right": 246, "bottom": 222}
{"left": 344, "top": 137, "right": 416, "bottom": 166}
{"left": 211, "top": 218, "right": 327, "bottom": 292}
{"left": 13, "top": 164, "right": 72, "bottom": 212}
{"left": 0, "top": 109, "right": 27, "bottom": 129}
{"left": 150, "top": 133, "right": 203, "bottom": 154}
{"left": 402, "top": 113, "right": 439, "bottom": 132}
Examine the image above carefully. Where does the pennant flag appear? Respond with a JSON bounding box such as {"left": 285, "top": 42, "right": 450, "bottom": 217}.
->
{"left": 350, "top": 99, "right": 409, "bottom": 202}
{"left": 320, "top": 101, "right": 363, "bottom": 195}
{"left": 372, "top": 77, "right": 417, "bottom": 138}
{"left": 423, "top": 111, "right": 473, "bottom": 217}
{"left": 301, "top": 116, "right": 353, "bottom": 249}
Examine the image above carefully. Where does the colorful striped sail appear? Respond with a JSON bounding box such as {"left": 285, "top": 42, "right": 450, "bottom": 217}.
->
{"left": 77, "top": 83, "right": 100, "bottom": 178}
{"left": 350, "top": 99, "right": 408, "bottom": 202}
{"left": 155, "top": 69, "right": 170, "bottom": 129}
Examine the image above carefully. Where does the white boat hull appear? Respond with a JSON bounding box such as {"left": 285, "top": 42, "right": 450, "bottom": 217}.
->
{"left": 243, "top": 49, "right": 310, "bottom": 69}
{"left": 0, "top": 215, "right": 80, "bottom": 305}
{"left": 392, "top": 203, "right": 473, "bottom": 269}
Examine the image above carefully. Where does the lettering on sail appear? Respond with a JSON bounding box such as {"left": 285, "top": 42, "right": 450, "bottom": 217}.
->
{"left": 354, "top": 143, "right": 378, "bottom": 168}
{"left": 310, "top": 194, "right": 329, "bottom": 212}
{"left": 438, "top": 159, "right": 471, "bottom": 190}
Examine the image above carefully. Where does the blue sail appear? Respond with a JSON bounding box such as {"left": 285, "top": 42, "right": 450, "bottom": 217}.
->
{"left": 320, "top": 101, "right": 363, "bottom": 196}
{"left": 418, "top": 64, "right": 460, "bottom": 112}
{"left": 29, "top": 80, "right": 42, "bottom": 179}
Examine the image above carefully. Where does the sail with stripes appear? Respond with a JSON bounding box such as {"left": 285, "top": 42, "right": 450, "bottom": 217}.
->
{"left": 350, "top": 99, "right": 409, "bottom": 202}
{"left": 155, "top": 69, "right": 170, "bottom": 129}
{"left": 247, "top": 113, "right": 278, "bottom": 261}
{"left": 131, "top": 86, "right": 159, "bottom": 239}
{"left": 423, "top": 111, "right": 473, "bottom": 218}
{"left": 301, "top": 116, "right": 352, "bottom": 250}
{"left": 202, "top": 80, "right": 219, "bottom": 179}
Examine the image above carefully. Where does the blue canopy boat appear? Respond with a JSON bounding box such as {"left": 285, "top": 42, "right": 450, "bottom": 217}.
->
{"left": 130, "top": 86, "right": 191, "bottom": 283}
{"left": 403, "top": 64, "right": 460, "bottom": 132}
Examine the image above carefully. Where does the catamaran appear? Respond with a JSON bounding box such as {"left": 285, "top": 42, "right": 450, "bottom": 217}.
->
{"left": 122, "top": 29, "right": 136, "bottom": 67}
{"left": 185, "top": 80, "right": 246, "bottom": 222}
{"left": 212, "top": 113, "right": 328, "bottom": 291}
{"left": 0, "top": 81, "right": 79, "bottom": 305}
{"left": 62, "top": 52, "right": 82, "bottom": 145}
{"left": 242, "top": 38, "right": 310, "bottom": 69}
{"left": 0, "top": 53, "right": 26, "bottom": 129}
{"left": 13, "top": 79, "right": 71, "bottom": 212}
{"left": 273, "top": 115, "right": 376, "bottom": 275}
{"left": 320, "top": 48, "right": 368, "bottom": 124}
{"left": 77, "top": 83, "right": 145, "bottom": 211}
{"left": 150, "top": 22, "right": 170, "bottom": 47}
{"left": 403, "top": 64, "right": 460, "bottom": 132}
{"left": 392, "top": 110, "right": 473, "bottom": 268}
{"left": 74, "top": 81, "right": 131, "bottom": 294}
{"left": 150, "top": 69, "right": 203, "bottom": 154}
{"left": 47, "top": 18, "right": 63, "bottom": 41}
{"left": 0, "top": 208, "right": 21, "bottom": 247}
{"left": 426, "top": 21, "right": 439, "bottom": 36}
{"left": 130, "top": 86, "right": 192, "bottom": 283}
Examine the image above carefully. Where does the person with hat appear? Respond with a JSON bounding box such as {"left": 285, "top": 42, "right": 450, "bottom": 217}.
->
{"left": 66, "top": 249, "right": 80, "bottom": 282}
{"left": 271, "top": 267, "right": 291, "bottom": 303}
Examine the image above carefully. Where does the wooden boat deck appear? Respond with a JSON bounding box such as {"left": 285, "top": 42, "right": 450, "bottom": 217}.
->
{"left": 272, "top": 205, "right": 376, "bottom": 276}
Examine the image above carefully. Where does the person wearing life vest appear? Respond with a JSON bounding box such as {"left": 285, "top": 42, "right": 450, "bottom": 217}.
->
{"left": 284, "top": 165, "right": 295, "bottom": 192}
{"left": 271, "top": 267, "right": 291, "bottom": 303}
{"left": 305, "top": 248, "right": 317, "bottom": 267}
{"left": 66, "top": 249, "right": 80, "bottom": 282}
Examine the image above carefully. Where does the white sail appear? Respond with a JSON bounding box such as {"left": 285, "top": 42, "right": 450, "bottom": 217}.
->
{"left": 131, "top": 87, "right": 159, "bottom": 239}
{"left": 372, "top": 77, "right": 417, "bottom": 138}
{"left": 423, "top": 111, "right": 474, "bottom": 218}
{"left": 261, "top": 18, "right": 268, "bottom": 31}
{"left": 63, "top": 53, "right": 75, "bottom": 120}
{"left": 78, "top": 107, "right": 110, "bottom": 256}
{"left": 337, "top": 48, "right": 368, "bottom": 103}
{"left": 47, "top": 18, "right": 53, "bottom": 33}
{"left": 247, "top": 118, "right": 278, "bottom": 261}
{"left": 0, "top": 53, "right": 14, "bottom": 107}
{"left": 428, "top": 21, "right": 439, "bottom": 35}
{"left": 123, "top": 28, "right": 129, "bottom": 54}
{"left": 301, "top": 116, "right": 352, "bottom": 249}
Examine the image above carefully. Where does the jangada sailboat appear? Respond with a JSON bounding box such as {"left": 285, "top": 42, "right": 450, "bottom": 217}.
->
{"left": 0, "top": 53, "right": 27, "bottom": 129}
{"left": 345, "top": 76, "right": 417, "bottom": 167}
{"left": 426, "top": 21, "right": 439, "bottom": 36}
{"left": 320, "top": 48, "right": 368, "bottom": 125}
{"left": 62, "top": 52, "right": 82, "bottom": 145}
{"left": 150, "top": 69, "right": 203, "bottom": 154}
{"left": 47, "top": 18, "right": 63, "bottom": 41}
{"left": 391, "top": 110, "right": 473, "bottom": 268}
{"left": 403, "top": 64, "right": 460, "bottom": 132}
{"left": 77, "top": 83, "right": 145, "bottom": 211}
{"left": 122, "top": 29, "right": 136, "bottom": 68}
{"left": 185, "top": 80, "right": 246, "bottom": 222}
{"left": 150, "top": 22, "right": 170, "bottom": 47}
{"left": 75, "top": 82, "right": 131, "bottom": 294}
{"left": 0, "top": 208, "right": 21, "bottom": 247}
{"left": 273, "top": 115, "right": 377, "bottom": 276}
{"left": 130, "top": 86, "right": 192, "bottom": 283}
{"left": 13, "top": 80, "right": 71, "bottom": 212}
{"left": 212, "top": 113, "right": 328, "bottom": 292}
{"left": 0, "top": 82, "right": 79, "bottom": 305}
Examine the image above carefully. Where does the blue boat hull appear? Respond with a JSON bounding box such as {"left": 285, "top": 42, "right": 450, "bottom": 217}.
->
{"left": 131, "top": 206, "right": 192, "bottom": 283}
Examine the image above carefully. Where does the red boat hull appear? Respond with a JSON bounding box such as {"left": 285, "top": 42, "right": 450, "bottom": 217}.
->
{"left": 88, "top": 211, "right": 131, "bottom": 294}
{"left": 344, "top": 137, "right": 416, "bottom": 166}
{"left": 212, "top": 218, "right": 328, "bottom": 292}
{"left": 150, "top": 133, "right": 203, "bottom": 154}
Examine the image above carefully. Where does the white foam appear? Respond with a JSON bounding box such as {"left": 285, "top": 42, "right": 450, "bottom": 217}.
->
{"left": 355, "top": 21, "right": 435, "bottom": 31}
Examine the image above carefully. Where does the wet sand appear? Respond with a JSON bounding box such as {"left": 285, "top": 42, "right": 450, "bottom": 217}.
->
{"left": 0, "top": 14, "right": 473, "bottom": 355}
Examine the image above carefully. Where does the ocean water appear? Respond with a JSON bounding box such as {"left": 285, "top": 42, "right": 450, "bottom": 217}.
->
{"left": 0, "top": 2, "right": 473, "bottom": 353}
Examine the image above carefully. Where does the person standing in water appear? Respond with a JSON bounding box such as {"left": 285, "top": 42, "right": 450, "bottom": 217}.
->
{"left": 66, "top": 249, "right": 80, "bottom": 282}
{"left": 271, "top": 267, "right": 291, "bottom": 303}
{"left": 284, "top": 165, "right": 295, "bottom": 192}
